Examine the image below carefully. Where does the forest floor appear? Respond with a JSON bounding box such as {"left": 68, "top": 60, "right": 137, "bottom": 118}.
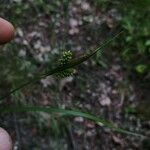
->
{"left": 0, "top": 0, "right": 149, "bottom": 150}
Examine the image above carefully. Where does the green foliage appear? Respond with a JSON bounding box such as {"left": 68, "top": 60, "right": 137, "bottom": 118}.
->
{"left": 93, "top": 0, "right": 115, "bottom": 11}
{"left": 0, "top": 33, "right": 143, "bottom": 136}
{"left": 119, "top": 0, "right": 150, "bottom": 77}
{"left": 93, "top": 0, "right": 150, "bottom": 81}
{"left": 0, "top": 33, "right": 120, "bottom": 100}
{"left": 135, "top": 64, "right": 148, "bottom": 74}
{"left": 0, "top": 45, "right": 36, "bottom": 97}
{"left": 0, "top": 106, "right": 144, "bottom": 137}
{"left": 0, "top": 0, "right": 147, "bottom": 141}
{"left": 124, "top": 106, "right": 137, "bottom": 118}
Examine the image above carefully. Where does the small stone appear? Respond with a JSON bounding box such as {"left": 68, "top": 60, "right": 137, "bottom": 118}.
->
{"left": 16, "top": 27, "right": 23, "bottom": 37}
{"left": 69, "top": 18, "right": 78, "bottom": 28}
{"left": 99, "top": 94, "right": 111, "bottom": 106}
{"left": 18, "top": 49, "right": 26, "bottom": 57}
{"left": 74, "top": 117, "right": 84, "bottom": 123}
{"left": 81, "top": 2, "right": 90, "bottom": 11}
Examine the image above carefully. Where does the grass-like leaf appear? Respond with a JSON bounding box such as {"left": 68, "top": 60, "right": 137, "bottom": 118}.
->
{"left": 0, "top": 32, "right": 123, "bottom": 100}
{"left": 0, "top": 105, "right": 145, "bottom": 137}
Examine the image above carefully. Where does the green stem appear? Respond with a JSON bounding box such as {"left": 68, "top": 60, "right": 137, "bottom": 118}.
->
{"left": 0, "top": 31, "right": 123, "bottom": 100}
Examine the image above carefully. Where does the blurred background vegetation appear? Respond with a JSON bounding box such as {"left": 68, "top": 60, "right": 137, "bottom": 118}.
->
{"left": 0, "top": 0, "right": 149, "bottom": 149}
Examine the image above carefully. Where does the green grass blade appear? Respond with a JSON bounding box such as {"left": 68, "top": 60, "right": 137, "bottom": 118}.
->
{"left": 42, "top": 31, "right": 123, "bottom": 77}
{"left": 0, "top": 105, "right": 144, "bottom": 137}
{"left": 0, "top": 31, "right": 123, "bottom": 100}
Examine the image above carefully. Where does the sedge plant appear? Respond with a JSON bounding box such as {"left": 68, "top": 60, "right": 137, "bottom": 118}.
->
{"left": 0, "top": 31, "right": 145, "bottom": 137}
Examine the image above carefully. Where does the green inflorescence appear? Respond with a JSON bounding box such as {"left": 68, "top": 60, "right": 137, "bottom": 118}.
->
{"left": 55, "top": 50, "right": 75, "bottom": 78}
